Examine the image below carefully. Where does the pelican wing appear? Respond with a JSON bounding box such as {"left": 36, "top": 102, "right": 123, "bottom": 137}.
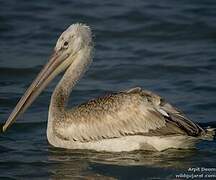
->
{"left": 55, "top": 87, "right": 204, "bottom": 142}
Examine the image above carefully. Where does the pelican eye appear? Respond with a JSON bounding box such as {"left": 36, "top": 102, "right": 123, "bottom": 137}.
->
{"left": 63, "top": 41, "right": 69, "bottom": 48}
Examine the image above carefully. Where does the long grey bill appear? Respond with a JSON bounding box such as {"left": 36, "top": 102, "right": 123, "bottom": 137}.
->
{"left": 2, "top": 51, "right": 68, "bottom": 132}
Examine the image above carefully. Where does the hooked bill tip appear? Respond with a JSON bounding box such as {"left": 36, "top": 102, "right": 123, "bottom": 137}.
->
{"left": 1, "top": 124, "right": 7, "bottom": 133}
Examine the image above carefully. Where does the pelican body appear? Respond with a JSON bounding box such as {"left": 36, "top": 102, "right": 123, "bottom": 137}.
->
{"left": 2, "top": 23, "right": 215, "bottom": 152}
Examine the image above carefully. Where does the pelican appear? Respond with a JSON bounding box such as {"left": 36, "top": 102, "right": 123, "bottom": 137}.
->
{"left": 2, "top": 23, "right": 215, "bottom": 152}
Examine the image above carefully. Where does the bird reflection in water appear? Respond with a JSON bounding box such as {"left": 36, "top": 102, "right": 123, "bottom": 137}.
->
{"left": 47, "top": 148, "right": 198, "bottom": 179}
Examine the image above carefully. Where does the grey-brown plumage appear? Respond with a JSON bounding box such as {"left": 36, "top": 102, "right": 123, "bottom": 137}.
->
{"left": 53, "top": 87, "right": 205, "bottom": 143}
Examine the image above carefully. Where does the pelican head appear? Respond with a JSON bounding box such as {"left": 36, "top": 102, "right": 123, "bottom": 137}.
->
{"left": 2, "top": 23, "right": 93, "bottom": 132}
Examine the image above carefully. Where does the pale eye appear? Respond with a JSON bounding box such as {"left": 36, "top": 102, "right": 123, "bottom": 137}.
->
{"left": 63, "top": 41, "right": 69, "bottom": 48}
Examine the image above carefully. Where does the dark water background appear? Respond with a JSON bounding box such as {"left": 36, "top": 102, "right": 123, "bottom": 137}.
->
{"left": 0, "top": 0, "right": 216, "bottom": 179}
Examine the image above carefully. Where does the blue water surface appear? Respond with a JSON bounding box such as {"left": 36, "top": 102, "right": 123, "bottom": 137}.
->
{"left": 0, "top": 0, "right": 216, "bottom": 179}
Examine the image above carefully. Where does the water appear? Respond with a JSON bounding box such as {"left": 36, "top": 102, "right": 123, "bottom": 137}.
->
{"left": 0, "top": 0, "right": 216, "bottom": 179}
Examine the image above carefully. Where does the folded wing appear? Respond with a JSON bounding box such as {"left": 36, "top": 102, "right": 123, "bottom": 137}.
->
{"left": 55, "top": 87, "right": 205, "bottom": 142}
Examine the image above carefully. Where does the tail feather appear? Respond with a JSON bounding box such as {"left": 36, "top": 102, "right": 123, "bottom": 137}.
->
{"left": 200, "top": 127, "right": 215, "bottom": 141}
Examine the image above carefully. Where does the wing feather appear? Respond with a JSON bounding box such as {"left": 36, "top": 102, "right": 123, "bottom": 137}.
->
{"left": 55, "top": 87, "right": 205, "bottom": 142}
